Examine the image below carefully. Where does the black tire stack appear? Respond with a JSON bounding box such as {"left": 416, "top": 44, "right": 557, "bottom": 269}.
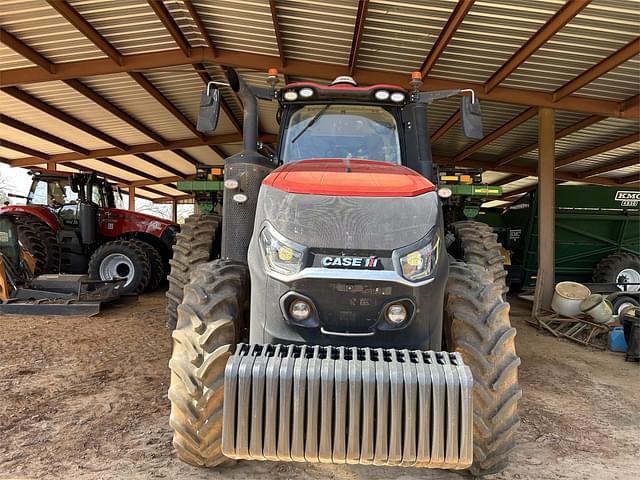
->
{"left": 14, "top": 215, "right": 59, "bottom": 275}
{"left": 166, "top": 214, "right": 221, "bottom": 329}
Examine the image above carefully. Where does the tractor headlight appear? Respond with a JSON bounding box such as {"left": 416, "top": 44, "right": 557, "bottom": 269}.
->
{"left": 399, "top": 232, "right": 440, "bottom": 281}
{"left": 259, "top": 224, "right": 305, "bottom": 275}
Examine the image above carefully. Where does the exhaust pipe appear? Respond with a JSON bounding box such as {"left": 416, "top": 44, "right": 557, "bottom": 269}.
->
{"left": 227, "top": 68, "right": 259, "bottom": 152}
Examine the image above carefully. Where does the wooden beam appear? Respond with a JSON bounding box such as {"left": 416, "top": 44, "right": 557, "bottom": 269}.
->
{"left": 555, "top": 132, "right": 640, "bottom": 168}
{"left": 171, "top": 149, "right": 200, "bottom": 167}
{"left": 147, "top": 0, "right": 191, "bottom": 57}
{"left": 0, "top": 114, "right": 90, "bottom": 155}
{"left": 454, "top": 107, "right": 537, "bottom": 162}
{"left": 577, "top": 154, "right": 640, "bottom": 178}
{"left": 64, "top": 162, "right": 131, "bottom": 185}
{"left": 420, "top": 0, "right": 474, "bottom": 78}
{"left": 484, "top": 1, "right": 588, "bottom": 93}
{"left": 183, "top": 0, "right": 216, "bottom": 57}
{"left": 194, "top": 64, "right": 242, "bottom": 133}
{"left": 0, "top": 139, "right": 50, "bottom": 159}
{"left": 495, "top": 114, "right": 605, "bottom": 166}
{"left": 134, "top": 153, "right": 188, "bottom": 178}
{"left": 128, "top": 186, "right": 136, "bottom": 210}
{"left": 553, "top": 37, "right": 640, "bottom": 101}
{"left": 129, "top": 71, "right": 204, "bottom": 140}
{"left": 9, "top": 133, "right": 278, "bottom": 168}
{"left": 348, "top": 0, "right": 369, "bottom": 75}
{"left": 63, "top": 79, "right": 168, "bottom": 146}
{"left": 2, "top": 46, "right": 635, "bottom": 118}
{"left": 209, "top": 145, "right": 227, "bottom": 159}
{"left": 620, "top": 94, "right": 639, "bottom": 118}
{"left": 47, "top": 0, "right": 123, "bottom": 65}
{"left": 1, "top": 86, "right": 128, "bottom": 151}
{"left": 268, "top": 0, "right": 286, "bottom": 67}
{"left": 431, "top": 110, "right": 460, "bottom": 143}
{"left": 491, "top": 174, "right": 526, "bottom": 186}
{"left": 0, "top": 29, "right": 55, "bottom": 73}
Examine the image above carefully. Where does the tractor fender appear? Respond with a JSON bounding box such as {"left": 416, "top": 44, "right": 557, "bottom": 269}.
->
{"left": 98, "top": 208, "right": 176, "bottom": 239}
{"left": 0, "top": 205, "right": 60, "bottom": 232}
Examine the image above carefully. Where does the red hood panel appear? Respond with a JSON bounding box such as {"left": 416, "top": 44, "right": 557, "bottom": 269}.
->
{"left": 262, "top": 159, "right": 435, "bottom": 197}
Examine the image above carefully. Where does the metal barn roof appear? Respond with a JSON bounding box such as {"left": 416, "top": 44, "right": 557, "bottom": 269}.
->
{"left": 1, "top": 0, "right": 638, "bottom": 204}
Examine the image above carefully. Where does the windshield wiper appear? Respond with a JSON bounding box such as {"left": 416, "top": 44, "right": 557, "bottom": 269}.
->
{"left": 291, "top": 105, "right": 330, "bottom": 144}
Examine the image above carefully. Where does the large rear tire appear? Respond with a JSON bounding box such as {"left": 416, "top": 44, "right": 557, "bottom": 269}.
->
{"left": 593, "top": 252, "right": 640, "bottom": 292}
{"left": 168, "top": 260, "right": 249, "bottom": 467}
{"left": 130, "top": 240, "right": 164, "bottom": 291}
{"left": 445, "top": 262, "right": 521, "bottom": 476}
{"left": 88, "top": 239, "right": 151, "bottom": 295}
{"left": 166, "top": 214, "right": 221, "bottom": 329}
{"left": 14, "top": 216, "right": 59, "bottom": 275}
{"left": 450, "top": 220, "right": 508, "bottom": 294}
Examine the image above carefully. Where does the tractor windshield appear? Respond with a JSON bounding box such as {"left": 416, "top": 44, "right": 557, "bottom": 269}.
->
{"left": 281, "top": 105, "right": 401, "bottom": 164}
{"left": 29, "top": 176, "right": 78, "bottom": 208}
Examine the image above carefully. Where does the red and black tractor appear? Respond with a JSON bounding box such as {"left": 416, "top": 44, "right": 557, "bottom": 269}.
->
{"left": 166, "top": 69, "right": 519, "bottom": 476}
{"left": 0, "top": 170, "right": 178, "bottom": 294}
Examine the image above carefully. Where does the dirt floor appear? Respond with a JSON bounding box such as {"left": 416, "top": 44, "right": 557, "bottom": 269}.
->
{"left": 0, "top": 292, "right": 638, "bottom": 480}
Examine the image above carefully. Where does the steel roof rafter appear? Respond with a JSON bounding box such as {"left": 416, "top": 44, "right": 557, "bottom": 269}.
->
{"left": 490, "top": 174, "right": 526, "bottom": 186}
{"left": 495, "top": 114, "right": 606, "bottom": 167}
{"left": 576, "top": 154, "right": 640, "bottom": 179}
{"left": 134, "top": 152, "right": 189, "bottom": 178}
{"left": 420, "top": 0, "right": 475, "bottom": 78}
{"left": 0, "top": 29, "right": 55, "bottom": 73}
{"left": 171, "top": 149, "right": 200, "bottom": 167}
{"left": 268, "top": 0, "right": 287, "bottom": 68}
{"left": 0, "top": 139, "right": 50, "bottom": 160}
{"left": 1, "top": 86, "right": 129, "bottom": 151}
{"left": 553, "top": 36, "right": 640, "bottom": 101}
{"left": 183, "top": 0, "right": 217, "bottom": 57}
{"left": 484, "top": 1, "right": 589, "bottom": 93}
{"left": 431, "top": 110, "right": 461, "bottom": 143}
{"left": 97, "top": 157, "right": 159, "bottom": 182}
{"left": 147, "top": 0, "right": 191, "bottom": 57}
{"left": 46, "top": 0, "right": 123, "bottom": 65}
{"left": 2, "top": 46, "right": 636, "bottom": 119}
{"left": 348, "top": 0, "right": 369, "bottom": 76}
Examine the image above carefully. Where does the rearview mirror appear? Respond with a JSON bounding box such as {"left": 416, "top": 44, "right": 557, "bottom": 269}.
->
{"left": 197, "top": 87, "right": 221, "bottom": 133}
{"left": 461, "top": 95, "right": 483, "bottom": 140}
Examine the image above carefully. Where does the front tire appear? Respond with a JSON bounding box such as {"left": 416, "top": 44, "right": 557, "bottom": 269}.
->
{"left": 445, "top": 262, "right": 521, "bottom": 476}
{"left": 88, "top": 239, "right": 151, "bottom": 294}
{"left": 168, "top": 259, "right": 249, "bottom": 467}
{"left": 166, "top": 214, "right": 221, "bottom": 329}
{"left": 14, "top": 216, "right": 59, "bottom": 275}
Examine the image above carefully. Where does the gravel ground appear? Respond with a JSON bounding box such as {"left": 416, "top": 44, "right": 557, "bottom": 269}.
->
{"left": 0, "top": 292, "right": 638, "bottom": 480}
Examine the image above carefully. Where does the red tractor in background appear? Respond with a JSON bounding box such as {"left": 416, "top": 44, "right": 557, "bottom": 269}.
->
{"left": 0, "top": 170, "right": 178, "bottom": 294}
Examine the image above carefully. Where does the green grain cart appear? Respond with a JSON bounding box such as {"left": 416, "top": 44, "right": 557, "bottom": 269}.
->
{"left": 483, "top": 185, "right": 640, "bottom": 294}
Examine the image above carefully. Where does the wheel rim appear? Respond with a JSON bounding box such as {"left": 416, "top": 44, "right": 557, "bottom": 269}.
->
{"left": 99, "top": 253, "right": 135, "bottom": 287}
{"left": 616, "top": 268, "right": 640, "bottom": 292}
{"left": 616, "top": 302, "right": 635, "bottom": 316}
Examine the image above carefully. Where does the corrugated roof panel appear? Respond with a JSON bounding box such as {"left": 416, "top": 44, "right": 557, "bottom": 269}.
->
{"left": 149, "top": 150, "right": 197, "bottom": 174}
{"left": 180, "top": 145, "right": 225, "bottom": 165}
{"left": 192, "top": 0, "right": 279, "bottom": 56}
{"left": 559, "top": 143, "right": 640, "bottom": 173}
{"left": 0, "top": 146, "right": 26, "bottom": 160}
{"left": 135, "top": 188, "right": 164, "bottom": 199}
{"left": 357, "top": 0, "right": 457, "bottom": 72}
{"left": 18, "top": 80, "right": 158, "bottom": 146}
{"left": 68, "top": 0, "right": 181, "bottom": 55}
{"left": 1, "top": 0, "right": 105, "bottom": 63}
{"left": 1, "top": 124, "right": 73, "bottom": 155}
{"left": 502, "top": 0, "right": 640, "bottom": 95}
{"left": 276, "top": 0, "right": 358, "bottom": 65}
{"left": 148, "top": 183, "right": 183, "bottom": 196}
{"left": 503, "top": 176, "right": 538, "bottom": 193}
{"left": 0, "top": 89, "right": 113, "bottom": 151}
{"left": 77, "top": 73, "right": 201, "bottom": 141}
{"left": 110, "top": 154, "right": 177, "bottom": 178}
{"left": 429, "top": 0, "right": 564, "bottom": 84}
{"left": 0, "top": 44, "right": 35, "bottom": 70}
{"left": 573, "top": 55, "right": 640, "bottom": 101}
{"left": 72, "top": 158, "right": 146, "bottom": 182}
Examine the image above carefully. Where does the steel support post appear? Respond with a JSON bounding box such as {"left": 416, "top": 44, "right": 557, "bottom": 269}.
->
{"left": 534, "top": 107, "right": 556, "bottom": 313}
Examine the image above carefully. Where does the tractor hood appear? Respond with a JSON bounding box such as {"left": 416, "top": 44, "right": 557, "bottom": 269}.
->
{"left": 262, "top": 159, "right": 435, "bottom": 197}
{"left": 255, "top": 160, "right": 441, "bottom": 251}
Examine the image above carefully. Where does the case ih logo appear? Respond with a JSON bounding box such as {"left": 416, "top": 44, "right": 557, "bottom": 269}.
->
{"left": 615, "top": 191, "right": 640, "bottom": 207}
{"left": 322, "top": 255, "right": 380, "bottom": 269}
